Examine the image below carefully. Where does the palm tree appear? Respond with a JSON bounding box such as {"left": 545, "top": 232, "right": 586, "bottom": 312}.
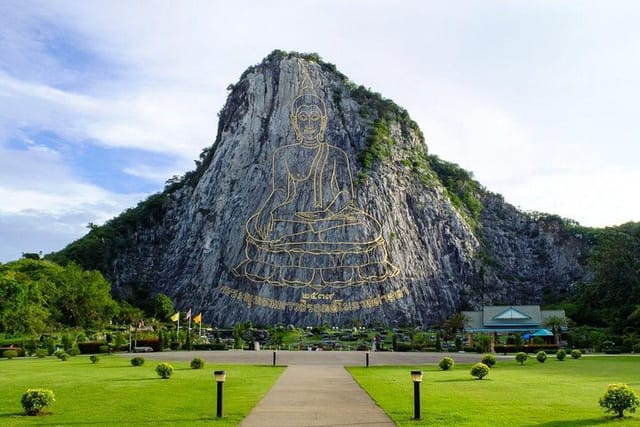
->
{"left": 543, "top": 315, "right": 568, "bottom": 345}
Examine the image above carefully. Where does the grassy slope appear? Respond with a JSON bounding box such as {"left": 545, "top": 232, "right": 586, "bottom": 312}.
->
{"left": 349, "top": 356, "right": 640, "bottom": 426}
{"left": 0, "top": 356, "right": 284, "bottom": 426}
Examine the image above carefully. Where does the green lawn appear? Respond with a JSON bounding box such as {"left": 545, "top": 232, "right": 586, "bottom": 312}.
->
{"left": 0, "top": 355, "right": 284, "bottom": 426}
{"left": 349, "top": 356, "right": 640, "bottom": 426}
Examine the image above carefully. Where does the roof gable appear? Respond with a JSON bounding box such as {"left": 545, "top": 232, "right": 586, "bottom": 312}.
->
{"left": 494, "top": 307, "right": 531, "bottom": 320}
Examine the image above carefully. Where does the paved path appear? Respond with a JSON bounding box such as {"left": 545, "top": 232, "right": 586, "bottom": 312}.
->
{"left": 240, "top": 365, "right": 394, "bottom": 427}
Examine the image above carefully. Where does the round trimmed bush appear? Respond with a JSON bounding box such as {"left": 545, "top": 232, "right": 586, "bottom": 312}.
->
{"left": 515, "top": 352, "right": 528, "bottom": 365}
{"left": 438, "top": 357, "right": 455, "bottom": 371}
{"left": 130, "top": 356, "right": 145, "bottom": 366}
{"left": 21, "top": 388, "right": 55, "bottom": 415}
{"left": 35, "top": 349, "right": 48, "bottom": 358}
{"left": 190, "top": 357, "right": 205, "bottom": 369}
{"left": 556, "top": 349, "right": 566, "bottom": 361}
{"left": 599, "top": 383, "right": 639, "bottom": 418}
{"left": 156, "top": 362, "right": 174, "bottom": 379}
{"left": 481, "top": 354, "right": 496, "bottom": 367}
{"left": 536, "top": 351, "right": 547, "bottom": 363}
{"left": 3, "top": 349, "right": 18, "bottom": 359}
{"left": 89, "top": 355, "right": 99, "bottom": 364}
{"left": 68, "top": 348, "right": 80, "bottom": 357}
{"left": 470, "top": 362, "right": 490, "bottom": 380}
{"left": 571, "top": 349, "right": 582, "bottom": 359}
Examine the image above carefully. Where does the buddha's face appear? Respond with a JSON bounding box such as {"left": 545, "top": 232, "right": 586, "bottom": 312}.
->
{"left": 294, "top": 104, "right": 325, "bottom": 142}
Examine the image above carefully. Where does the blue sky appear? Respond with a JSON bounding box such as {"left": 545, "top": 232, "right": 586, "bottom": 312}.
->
{"left": 1, "top": 0, "right": 639, "bottom": 262}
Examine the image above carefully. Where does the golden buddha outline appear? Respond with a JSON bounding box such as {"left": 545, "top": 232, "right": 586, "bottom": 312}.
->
{"left": 233, "top": 64, "right": 399, "bottom": 290}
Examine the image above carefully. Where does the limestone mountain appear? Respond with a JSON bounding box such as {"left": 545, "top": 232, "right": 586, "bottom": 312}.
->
{"left": 50, "top": 51, "right": 591, "bottom": 326}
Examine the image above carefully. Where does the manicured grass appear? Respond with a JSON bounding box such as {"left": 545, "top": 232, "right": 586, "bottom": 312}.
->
{"left": 349, "top": 356, "right": 640, "bottom": 426}
{"left": 0, "top": 355, "right": 284, "bottom": 426}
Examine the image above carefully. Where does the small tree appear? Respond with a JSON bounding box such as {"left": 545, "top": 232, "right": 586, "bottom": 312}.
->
{"left": 190, "top": 357, "right": 205, "bottom": 369}
{"left": 156, "top": 362, "right": 174, "bottom": 379}
{"left": 470, "top": 362, "right": 490, "bottom": 380}
{"left": 439, "top": 357, "right": 455, "bottom": 371}
{"left": 130, "top": 356, "right": 145, "bottom": 366}
{"left": 3, "top": 349, "right": 18, "bottom": 359}
{"left": 21, "top": 389, "right": 55, "bottom": 415}
{"left": 556, "top": 349, "right": 566, "bottom": 361}
{"left": 599, "top": 383, "right": 639, "bottom": 418}
{"left": 536, "top": 351, "right": 547, "bottom": 363}
{"left": 515, "top": 352, "right": 528, "bottom": 366}
{"left": 571, "top": 349, "right": 582, "bottom": 359}
{"left": 481, "top": 354, "right": 496, "bottom": 367}
{"left": 474, "top": 334, "right": 492, "bottom": 353}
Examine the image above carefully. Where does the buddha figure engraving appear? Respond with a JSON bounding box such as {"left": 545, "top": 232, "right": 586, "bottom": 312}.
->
{"left": 233, "top": 68, "right": 399, "bottom": 289}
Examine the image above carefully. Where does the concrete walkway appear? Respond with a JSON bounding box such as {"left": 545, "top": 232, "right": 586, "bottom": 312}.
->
{"left": 131, "top": 351, "right": 514, "bottom": 426}
{"left": 240, "top": 365, "right": 395, "bottom": 427}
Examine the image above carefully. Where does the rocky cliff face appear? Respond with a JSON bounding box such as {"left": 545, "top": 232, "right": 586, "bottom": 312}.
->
{"left": 55, "top": 51, "right": 591, "bottom": 326}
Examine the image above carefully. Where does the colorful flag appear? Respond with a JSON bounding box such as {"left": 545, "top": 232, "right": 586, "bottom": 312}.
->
{"left": 185, "top": 308, "right": 192, "bottom": 320}
{"left": 193, "top": 313, "right": 202, "bottom": 324}
{"left": 170, "top": 312, "right": 180, "bottom": 322}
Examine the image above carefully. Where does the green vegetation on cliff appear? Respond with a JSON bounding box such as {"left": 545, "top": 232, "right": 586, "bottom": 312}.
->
{"left": 567, "top": 222, "right": 640, "bottom": 333}
{"left": 47, "top": 193, "right": 167, "bottom": 273}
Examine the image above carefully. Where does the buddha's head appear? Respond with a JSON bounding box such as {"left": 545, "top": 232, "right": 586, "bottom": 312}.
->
{"left": 291, "top": 71, "right": 328, "bottom": 143}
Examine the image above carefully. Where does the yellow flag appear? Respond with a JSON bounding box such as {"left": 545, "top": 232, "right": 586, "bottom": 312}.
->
{"left": 193, "top": 313, "right": 202, "bottom": 324}
{"left": 170, "top": 312, "right": 180, "bottom": 322}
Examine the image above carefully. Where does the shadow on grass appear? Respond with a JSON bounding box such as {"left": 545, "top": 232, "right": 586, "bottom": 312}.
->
{"left": 110, "top": 377, "right": 162, "bottom": 382}
{"left": 10, "top": 416, "right": 219, "bottom": 425}
{"left": 529, "top": 417, "right": 612, "bottom": 426}
{"left": 433, "top": 378, "right": 477, "bottom": 383}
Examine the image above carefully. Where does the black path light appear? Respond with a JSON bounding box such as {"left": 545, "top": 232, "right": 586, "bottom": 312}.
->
{"left": 366, "top": 351, "right": 370, "bottom": 367}
{"left": 411, "top": 370, "right": 423, "bottom": 420}
{"left": 214, "top": 370, "right": 226, "bottom": 418}
{"left": 273, "top": 350, "right": 277, "bottom": 367}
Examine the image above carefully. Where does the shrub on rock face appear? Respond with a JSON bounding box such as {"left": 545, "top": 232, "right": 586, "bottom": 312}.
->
{"left": 599, "top": 383, "right": 639, "bottom": 418}
{"left": 438, "top": 357, "right": 455, "bottom": 370}
{"left": 21, "top": 389, "right": 55, "bottom": 415}
{"left": 190, "top": 357, "right": 205, "bottom": 369}
{"left": 571, "top": 349, "right": 582, "bottom": 359}
{"left": 130, "top": 356, "right": 145, "bottom": 366}
{"left": 470, "top": 363, "right": 490, "bottom": 380}
{"left": 556, "top": 349, "right": 566, "bottom": 361}
{"left": 156, "top": 362, "right": 174, "bottom": 379}
{"left": 481, "top": 354, "right": 496, "bottom": 367}
{"left": 536, "top": 351, "right": 547, "bottom": 363}
{"left": 515, "top": 352, "right": 528, "bottom": 365}
{"left": 3, "top": 349, "right": 18, "bottom": 359}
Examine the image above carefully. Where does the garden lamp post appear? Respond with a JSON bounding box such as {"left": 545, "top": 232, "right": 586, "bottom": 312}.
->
{"left": 411, "top": 370, "right": 423, "bottom": 420}
{"left": 273, "top": 350, "right": 277, "bottom": 366}
{"left": 214, "top": 370, "right": 226, "bottom": 418}
{"left": 366, "top": 351, "right": 370, "bottom": 367}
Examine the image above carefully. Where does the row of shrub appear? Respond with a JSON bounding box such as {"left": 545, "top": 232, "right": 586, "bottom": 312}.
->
{"left": 438, "top": 350, "right": 583, "bottom": 373}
